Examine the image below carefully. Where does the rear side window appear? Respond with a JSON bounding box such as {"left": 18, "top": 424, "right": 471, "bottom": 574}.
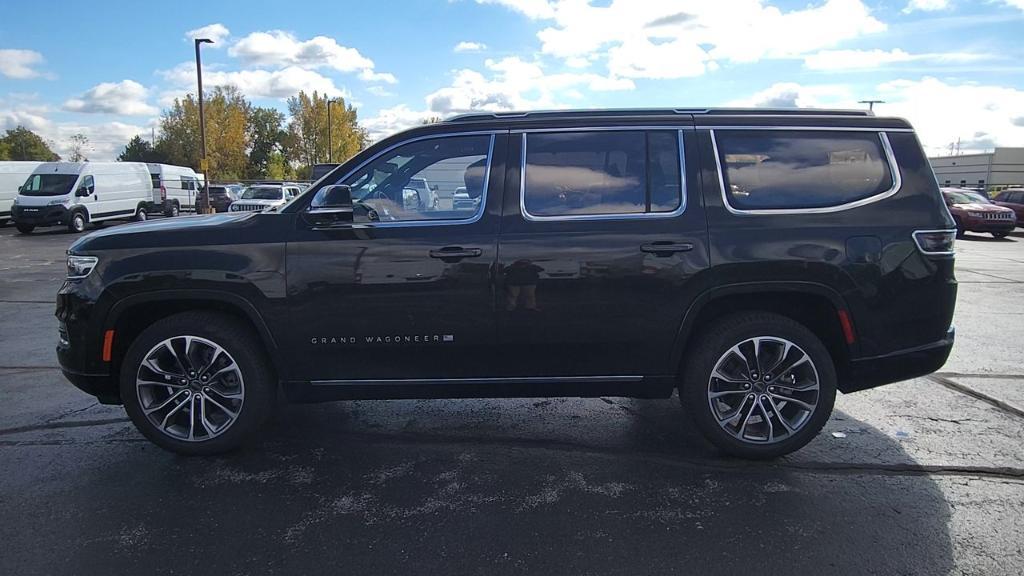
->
{"left": 716, "top": 130, "right": 894, "bottom": 211}
{"left": 522, "top": 130, "right": 682, "bottom": 218}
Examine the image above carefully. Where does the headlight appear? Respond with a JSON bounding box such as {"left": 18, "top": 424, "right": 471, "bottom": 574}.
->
{"left": 48, "top": 198, "right": 71, "bottom": 207}
{"left": 67, "top": 255, "right": 99, "bottom": 279}
{"left": 967, "top": 211, "right": 985, "bottom": 218}
{"left": 12, "top": 197, "right": 18, "bottom": 206}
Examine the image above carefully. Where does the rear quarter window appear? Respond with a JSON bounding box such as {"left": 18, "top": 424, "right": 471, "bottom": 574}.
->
{"left": 716, "top": 130, "right": 895, "bottom": 211}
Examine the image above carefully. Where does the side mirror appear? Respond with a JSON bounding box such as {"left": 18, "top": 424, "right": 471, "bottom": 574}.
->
{"left": 75, "top": 185, "right": 92, "bottom": 197}
{"left": 305, "top": 185, "right": 353, "bottom": 228}
{"left": 17, "top": 185, "right": 22, "bottom": 193}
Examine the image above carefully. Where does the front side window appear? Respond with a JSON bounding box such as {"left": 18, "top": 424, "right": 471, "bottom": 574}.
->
{"left": 716, "top": 130, "right": 894, "bottom": 211}
{"left": 341, "top": 134, "right": 492, "bottom": 223}
{"left": 522, "top": 130, "right": 681, "bottom": 218}
{"left": 20, "top": 174, "right": 79, "bottom": 197}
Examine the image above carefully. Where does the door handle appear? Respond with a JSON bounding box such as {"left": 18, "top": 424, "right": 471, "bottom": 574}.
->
{"left": 641, "top": 241, "right": 694, "bottom": 256}
{"left": 429, "top": 246, "right": 483, "bottom": 262}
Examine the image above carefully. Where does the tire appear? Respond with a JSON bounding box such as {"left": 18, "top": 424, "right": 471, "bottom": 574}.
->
{"left": 16, "top": 223, "right": 35, "bottom": 234}
{"left": 165, "top": 202, "right": 180, "bottom": 218}
{"left": 119, "top": 312, "right": 276, "bottom": 455}
{"left": 993, "top": 232, "right": 1009, "bottom": 239}
{"left": 953, "top": 219, "right": 965, "bottom": 239}
{"left": 135, "top": 206, "right": 148, "bottom": 222}
{"left": 68, "top": 211, "right": 87, "bottom": 233}
{"left": 680, "top": 312, "right": 837, "bottom": 459}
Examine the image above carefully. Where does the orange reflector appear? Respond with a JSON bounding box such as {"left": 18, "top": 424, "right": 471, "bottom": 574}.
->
{"left": 102, "top": 330, "right": 115, "bottom": 362}
{"left": 837, "top": 310, "right": 855, "bottom": 345}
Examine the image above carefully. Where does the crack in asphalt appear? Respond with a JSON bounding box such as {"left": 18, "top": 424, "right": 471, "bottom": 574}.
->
{"left": 0, "top": 417, "right": 131, "bottom": 436}
{"left": 935, "top": 371, "right": 1024, "bottom": 380}
{"left": 927, "top": 375, "right": 1024, "bottom": 420}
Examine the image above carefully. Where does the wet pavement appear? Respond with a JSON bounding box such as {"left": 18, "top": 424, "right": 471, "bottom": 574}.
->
{"left": 1, "top": 223, "right": 1023, "bottom": 575}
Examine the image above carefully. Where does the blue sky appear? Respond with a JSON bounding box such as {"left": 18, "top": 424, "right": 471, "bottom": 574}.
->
{"left": 1, "top": 0, "right": 1023, "bottom": 160}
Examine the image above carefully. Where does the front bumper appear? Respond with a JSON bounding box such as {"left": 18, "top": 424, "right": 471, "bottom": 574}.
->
{"left": 56, "top": 280, "right": 120, "bottom": 403}
{"left": 12, "top": 204, "right": 70, "bottom": 226}
{"left": 963, "top": 217, "right": 1016, "bottom": 233}
{"left": 842, "top": 326, "right": 955, "bottom": 393}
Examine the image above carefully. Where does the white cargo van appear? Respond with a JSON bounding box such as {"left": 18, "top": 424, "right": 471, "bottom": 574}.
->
{"left": 0, "top": 161, "right": 43, "bottom": 226}
{"left": 11, "top": 162, "right": 152, "bottom": 234}
{"left": 147, "top": 163, "right": 201, "bottom": 216}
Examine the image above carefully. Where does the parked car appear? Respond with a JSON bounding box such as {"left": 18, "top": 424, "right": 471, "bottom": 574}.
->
{"left": 406, "top": 177, "right": 439, "bottom": 210}
{"left": 992, "top": 188, "right": 1024, "bottom": 226}
{"left": 228, "top": 183, "right": 301, "bottom": 212}
{"left": 0, "top": 161, "right": 43, "bottom": 226}
{"left": 451, "top": 186, "right": 480, "bottom": 211}
{"left": 12, "top": 162, "right": 152, "bottom": 234}
{"left": 311, "top": 163, "right": 340, "bottom": 181}
{"left": 197, "top": 184, "right": 240, "bottom": 213}
{"left": 147, "top": 163, "right": 202, "bottom": 217}
{"left": 941, "top": 187, "right": 1017, "bottom": 238}
{"left": 57, "top": 108, "right": 956, "bottom": 459}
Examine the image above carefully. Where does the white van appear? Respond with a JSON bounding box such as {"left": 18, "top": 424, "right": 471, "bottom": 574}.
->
{"left": 0, "top": 161, "right": 43, "bottom": 226}
{"left": 11, "top": 162, "right": 152, "bottom": 234}
{"left": 147, "top": 163, "right": 202, "bottom": 216}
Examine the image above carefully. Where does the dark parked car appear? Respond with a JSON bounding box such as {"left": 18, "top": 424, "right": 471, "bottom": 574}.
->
{"left": 993, "top": 188, "right": 1024, "bottom": 226}
{"left": 57, "top": 108, "right": 956, "bottom": 459}
{"left": 197, "top": 184, "right": 241, "bottom": 213}
{"left": 941, "top": 188, "right": 1016, "bottom": 238}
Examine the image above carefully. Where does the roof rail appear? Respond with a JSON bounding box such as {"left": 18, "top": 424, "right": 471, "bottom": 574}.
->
{"left": 445, "top": 107, "right": 872, "bottom": 123}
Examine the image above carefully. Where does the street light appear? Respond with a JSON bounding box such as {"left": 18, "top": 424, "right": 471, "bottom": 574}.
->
{"left": 195, "top": 38, "right": 214, "bottom": 213}
{"left": 326, "top": 97, "right": 340, "bottom": 163}
{"left": 858, "top": 99, "right": 885, "bottom": 112}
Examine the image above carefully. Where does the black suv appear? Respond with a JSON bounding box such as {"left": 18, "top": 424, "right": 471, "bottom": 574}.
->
{"left": 57, "top": 108, "right": 957, "bottom": 458}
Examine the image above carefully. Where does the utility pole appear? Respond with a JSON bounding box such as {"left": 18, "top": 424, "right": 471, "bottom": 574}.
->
{"left": 858, "top": 99, "right": 885, "bottom": 112}
{"left": 326, "top": 97, "right": 338, "bottom": 163}
{"left": 195, "top": 37, "right": 214, "bottom": 212}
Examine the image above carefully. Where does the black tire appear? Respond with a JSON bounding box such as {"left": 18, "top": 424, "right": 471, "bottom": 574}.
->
{"left": 120, "top": 312, "right": 276, "bottom": 455}
{"left": 135, "top": 206, "right": 148, "bottom": 222}
{"left": 67, "top": 211, "right": 87, "bottom": 233}
{"left": 953, "top": 219, "right": 965, "bottom": 239}
{"left": 992, "top": 232, "right": 1009, "bottom": 239}
{"left": 16, "top": 223, "right": 35, "bottom": 234}
{"left": 680, "top": 312, "right": 837, "bottom": 459}
{"left": 165, "top": 201, "right": 180, "bottom": 218}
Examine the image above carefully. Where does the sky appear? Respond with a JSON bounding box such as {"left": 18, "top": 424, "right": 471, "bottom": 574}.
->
{"left": 1, "top": 0, "right": 1023, "bottom": 161}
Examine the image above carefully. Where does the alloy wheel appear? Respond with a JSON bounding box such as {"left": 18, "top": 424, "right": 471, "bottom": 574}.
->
{"left": 707, "top": 336, "right": 819, "bottom": 444}
{"left": 135, "top": 335, "right": 245, "bottom": 442}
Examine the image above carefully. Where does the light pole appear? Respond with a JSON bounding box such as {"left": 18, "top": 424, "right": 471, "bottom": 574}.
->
{"left": 195, "top": 37, "right": 214, "bottom": 212}
{"left": 326, "top": 97, "right": 340, "bottom": 163}
{"left": 858, "top": 99, "right": 884, "bottom": 112}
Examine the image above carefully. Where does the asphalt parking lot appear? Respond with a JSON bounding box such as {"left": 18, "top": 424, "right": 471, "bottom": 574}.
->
{"left": 1, "top": 222, "right": 1022, "bottom": 575}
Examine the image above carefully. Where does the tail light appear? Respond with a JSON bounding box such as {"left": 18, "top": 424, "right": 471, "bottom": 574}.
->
{"left": 912, "top": 229, "right": 956, "bottom": 255}
{"left": 160, "top": 185, "right": 166, "bottom": 201}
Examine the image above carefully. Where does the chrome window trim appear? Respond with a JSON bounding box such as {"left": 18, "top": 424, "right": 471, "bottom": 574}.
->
{"left": 711, "top": 129, "right": 903, "bottom": 216}
{"left": 312, "top": 375, "right": 644, "bottom": 386}
{"left": 512, "top": 125, "right": 694, "bottom": 133}
{"left": 308, "top": 131, "right": 500, "bottom": 229}
{"left": 702, "top": 125, "right": 914, "bottom": 132}
{"left": 519, "top": 129, "right": 687, "bottom": 222}
{"left": 912, "top": 229, "right": 957, "bottom": 256}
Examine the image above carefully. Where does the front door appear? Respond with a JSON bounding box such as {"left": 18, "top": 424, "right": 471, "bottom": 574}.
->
{"left": 284, "top": 131, "right": 506, "bottom": 382}
{"left": 496, "top": 128, "right": 709, "bottom": 378}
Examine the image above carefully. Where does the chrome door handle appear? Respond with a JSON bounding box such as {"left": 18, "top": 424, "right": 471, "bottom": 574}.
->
{"left": 429, "top": 247, "right": 483, "bottom": 262}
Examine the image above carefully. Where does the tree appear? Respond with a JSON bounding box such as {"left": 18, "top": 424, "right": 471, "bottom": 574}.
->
{"left": 0, "top": 139, "right": 10, "bottom": 160}
{"left": 118, "top": 135, "right": 166, "bottom": 163}
{"left": 155, "top": 86, "right": 250, "bottom": 179}
{"left": 68, "top": 133, "right": 91, "bottom": 162}
{"left": 247, "top": 106, "right": 286, "bottom": 179}
{"left": 285, "top": 91, "right": 367, "bottom": 173}
{"left": 0, "top": 126, "right": 60, "bottom": 161}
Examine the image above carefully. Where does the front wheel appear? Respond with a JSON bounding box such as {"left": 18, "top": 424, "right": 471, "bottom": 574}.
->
{"left": 681, "top": 312, "right": 837, "bottom": 459}
{"left": 16, "top": 223, "right": 35, "bottom": 234}
{"left": 993, "top": 232, "right": 1009, "bottom": 239}
{"left": 68, "top": 211, "right": 87, "bottom": 233}
{"left": 120, "top": 312, "right": 276, "bottom": 455}
{"left": 135, "top": 206, "right": 148, "bottom": 222}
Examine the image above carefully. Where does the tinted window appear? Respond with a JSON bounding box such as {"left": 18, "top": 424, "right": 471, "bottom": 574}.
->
{"left": 341, "top": 134, "right": 492, "bottom": 223}
{"left": 648, "top": 131, "right": 682, "bottom": 212}
{"left": 717, "top": 130, "right": 894, "bottom": 210}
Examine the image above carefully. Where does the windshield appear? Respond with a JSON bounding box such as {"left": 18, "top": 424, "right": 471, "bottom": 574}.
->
{"left": 965, "top": 192, "right": 991, "bottom": 204}
{"left": 944, "top": 190, "right": 980, "bottom": 204}
{"left": 241, "top": 186, "right": 283, "bottom": 200}
{"left": 20, "top": 174, "right": 79, "bottom": 197}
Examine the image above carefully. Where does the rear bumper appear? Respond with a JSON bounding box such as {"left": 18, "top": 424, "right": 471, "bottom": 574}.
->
{"left": 11, "top": 204, "right": 70, "bottom": 227}
{"left": 841, "top": 326, "right": 955, "bottom": 393}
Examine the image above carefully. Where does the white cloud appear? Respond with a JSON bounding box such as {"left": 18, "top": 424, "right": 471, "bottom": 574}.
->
{"left": 366, "top": 85, "right": 395, "bottom": 97}
{"left": 482, "top": 0, "right": 886, "bottom": 79}
{"left": 454, "top": 41, "right": 488, "bottom": 53}
{"left": 902, "top": 0, "right": 950, "bottom": 13}
{"left": 185, "top": 23, "right": 230, "bottom": 45}
{"left": 0, "top": 96, "right": 150, "bottom": 160}
{"left": 62, "top": 80, "right": 158, "bottom": 115}
{"left": 803, "top": 48, "right": 992, "bottom": 70}
{"left": 998, "top": 0, "right": 1024, "bottom": 10}
{"left": 0, "top": 49, "right": 47, "bottom": 79}
{"left": 228, "top": 31, "right": 396, "bottom": 83}
{"left": 159, "top": 61, "right": 350, "bottom": 102}
{"left": 361, "top": 104, "right": 436, "bottom": 142}
{"left": 730, "top": 78, "right": 1024, "bottom": 155}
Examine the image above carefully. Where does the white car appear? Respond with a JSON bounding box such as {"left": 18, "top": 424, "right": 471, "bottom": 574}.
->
{"left": 228, "top": 184, "right": 302, "bottom": 212}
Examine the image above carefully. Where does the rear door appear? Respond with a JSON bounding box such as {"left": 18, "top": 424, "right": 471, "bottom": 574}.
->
{"left": 284, "top": 131, "right": 507, "bottom": 382}
{"left": 496, "top": 126, "right": 709, "bottom": 378}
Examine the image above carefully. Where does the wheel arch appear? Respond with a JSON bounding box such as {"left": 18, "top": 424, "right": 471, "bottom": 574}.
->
{"left": 673, "top": 282, "right": 857, "bottom": 391}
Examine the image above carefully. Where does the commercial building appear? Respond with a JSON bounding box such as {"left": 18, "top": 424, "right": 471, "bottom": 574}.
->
{"left": 929, "top": 147, "right": 1024, "bottom": 192}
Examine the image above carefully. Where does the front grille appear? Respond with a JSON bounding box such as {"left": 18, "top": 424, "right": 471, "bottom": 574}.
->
{"left": 984, "top": 211, "right": 1015, "bottom": 221}
{"left": 230, "top": 203, "right": 267, "bottom": 212}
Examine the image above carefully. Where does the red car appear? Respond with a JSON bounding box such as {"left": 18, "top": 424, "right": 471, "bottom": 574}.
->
{"left": 993, "top": 188, "right": 1024, "bottom": 227}
{"left": 941, "top": 188, "right": 1017, "bottom": 239}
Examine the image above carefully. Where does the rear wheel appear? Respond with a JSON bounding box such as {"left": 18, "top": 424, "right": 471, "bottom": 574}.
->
{"left": 120, "top": 312, "right": 275, "bottom": 455}
{"left": 165, "top": 201, "right": 180, "bottom": 218}
{"left": 993, "top": 232, "right": 1009, "bottom": 239}
{"left": 681, "top": 312, "right": 837, "bottom": 459}
{"left": 16, "top": 223, "right": 35, "bottom": 234}
{"left": 68, "top": 211, "right": 87, "bottom": 233}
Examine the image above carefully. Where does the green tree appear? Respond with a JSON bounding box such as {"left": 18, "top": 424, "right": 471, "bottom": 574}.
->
{"left": 118, "top": 135, "right": 166, "bottom": 163}
{"left": 155, "top": 86, "right": 250, "bottom": 179}
{"left": 285, "top": 91, "right": 367, "bottom": 173}
{"left": 265, "top": 151, "right": 295, "bottom": 180}
{"left": 0, "top": 139, "right": 10, "bottom": 160}
{"left": 0, "top": 126, "right": 60, "bottom": 161}
{"left": 247, "top": 106, "right": 286, "bottom": 179}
